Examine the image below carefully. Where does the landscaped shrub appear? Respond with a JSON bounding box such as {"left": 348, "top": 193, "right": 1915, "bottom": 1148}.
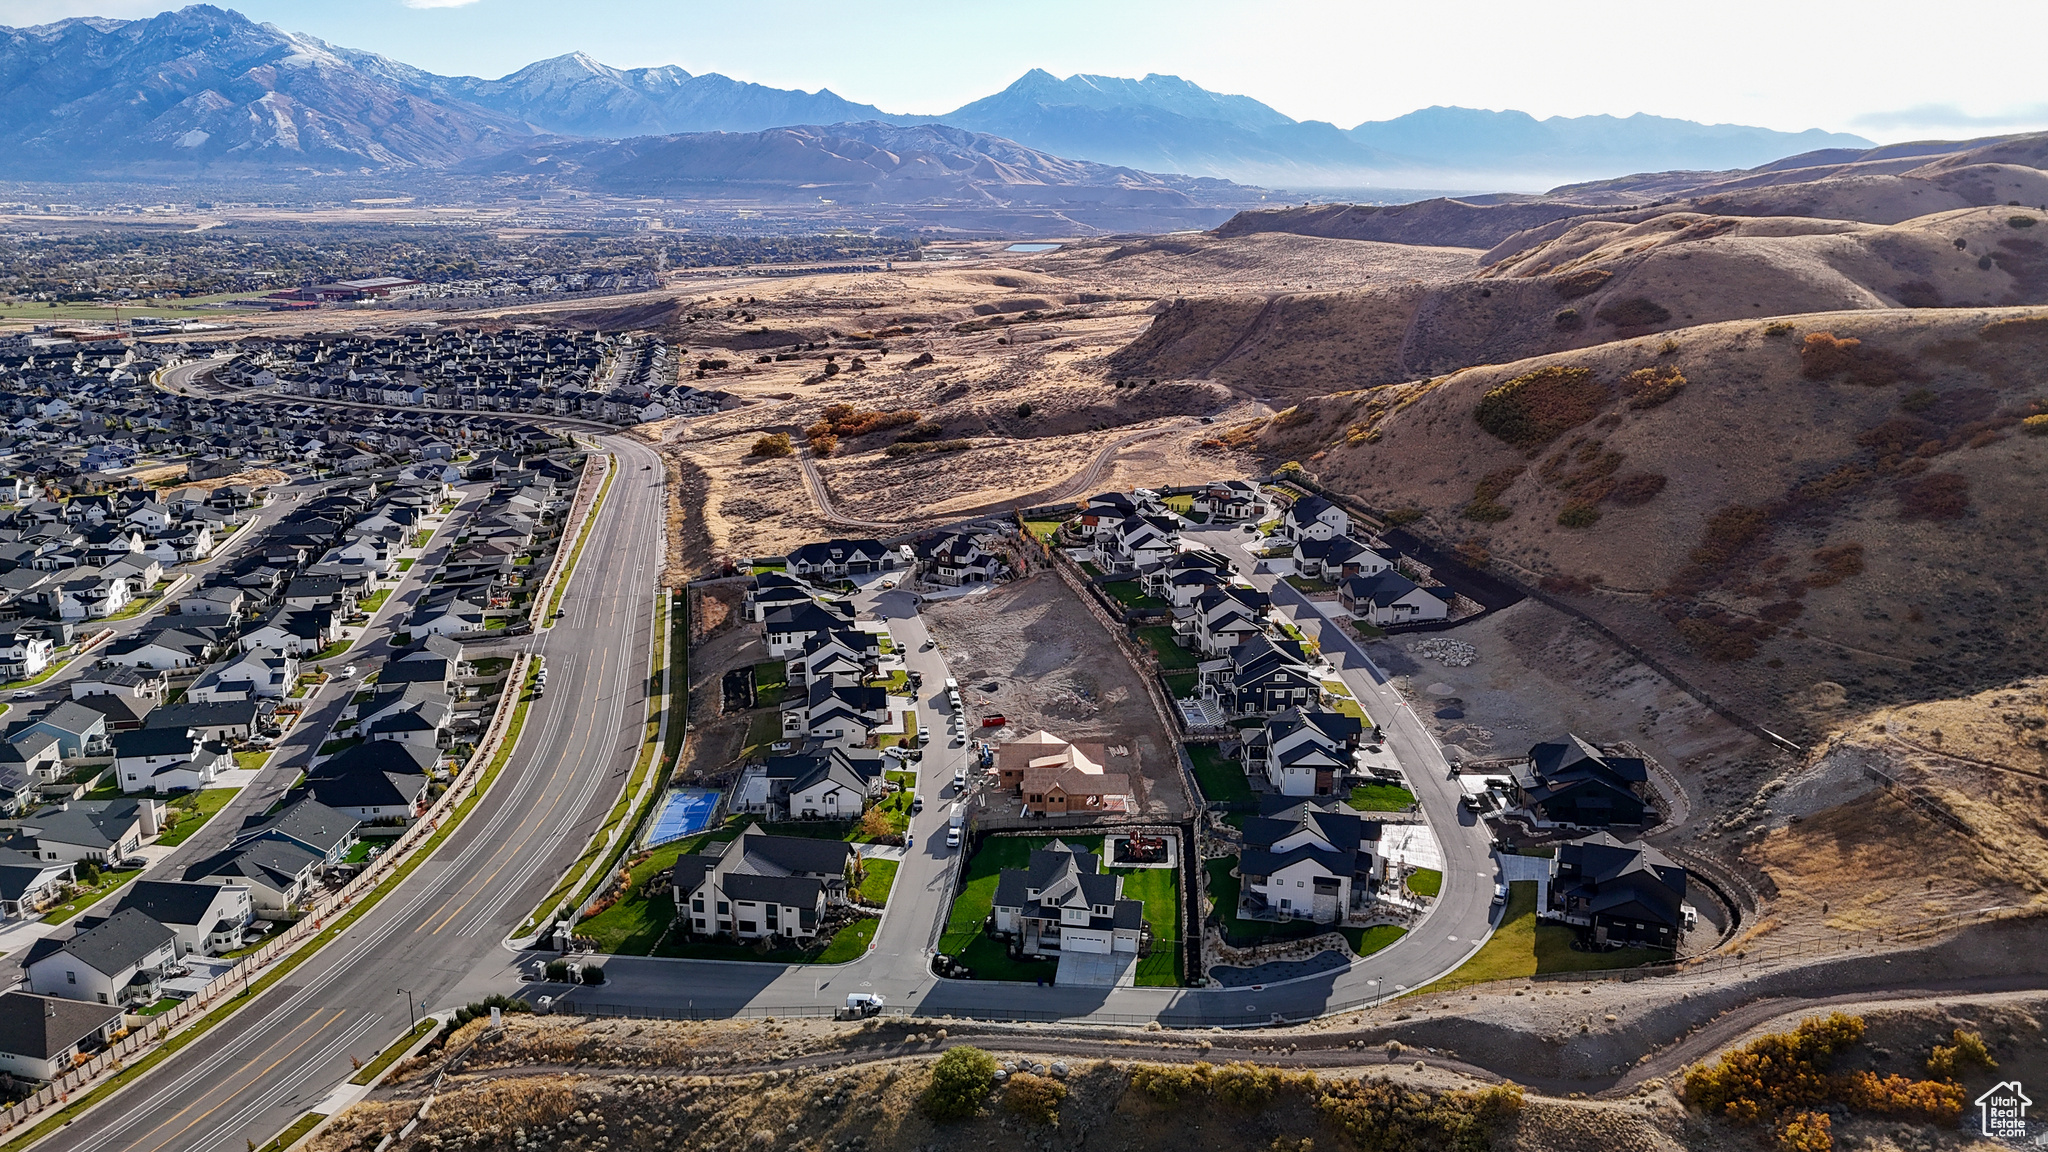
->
{"left": 1314, "top": 1078, "right": 1524, "bottom": 1152}
{"left": 1473, "top": 366, "right": 1610, "bottom": 447}
{"left": 1596, "top": 297, "right": 1672, "bottom": 328}
{"left": 1800, "top": 332, "right": 1861, "bottom": 379}
{"left": 748, "top": 433, "right": 793, "bottom": 458}
{"left": 580, "top": 963, "right": 605, "bottom": 984}
{"left": 922, "top": 1046, "right": 998, "bottom": 1120}
{"left": 1897, "top": 472, "right": 1969, "bottom": 519}
{"left": 1002, "top": 1072, "right": 1066, "bottom": 1124}
{"left": 1622, "top": 365, "right": 1688, "bottom": 409}
{"left": 1557, "top": 500, "right": 1601, "bottom": 528}
{"left": 1609, "top": 472, "right": 1668, "bottom": 506}
{"left": 1552, "top": 268, "right": 1613, "bottom": 299}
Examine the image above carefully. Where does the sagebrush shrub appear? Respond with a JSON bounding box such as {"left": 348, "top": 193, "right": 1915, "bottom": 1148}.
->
{"left": 1474, "top": 366, "right": 1610, "bottom": 447}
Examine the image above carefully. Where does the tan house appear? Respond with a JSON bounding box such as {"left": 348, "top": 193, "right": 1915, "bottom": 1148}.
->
{"left": 996, "top": 731, "right": 1134, "bottom": 817}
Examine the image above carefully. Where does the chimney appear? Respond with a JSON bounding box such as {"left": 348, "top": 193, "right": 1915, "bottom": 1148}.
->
{"left": 58, "top": 800, "right": 68, "bottom": 812}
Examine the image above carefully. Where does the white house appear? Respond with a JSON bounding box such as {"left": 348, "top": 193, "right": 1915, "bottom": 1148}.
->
{"left": 671, "top": 827, "right": 854, "bottom": 943}
{"left": 111, "top": 727, "right": 227, "bottom": 794}
{"left": 111, "top": 880, "right": 252, "bottom": 957}
{"left": 1282, "top": 494, "right": 1350, "bottom": 542}
{"left": 990, "top": 841, "right": 1144, "bottom": 955}
{"left": 0, "top": 993, "right": 123, "bottom": 1081}
{"left": 24, "top": 908, "right": 178, "bottom": 1007}
{"left": 0, "top": 633, "right": 55, "bottom": 681}
{"left": 1236, "top": 800, "right": 1382, "bottom": 924}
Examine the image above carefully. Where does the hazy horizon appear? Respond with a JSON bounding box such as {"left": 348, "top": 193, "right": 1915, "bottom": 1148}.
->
{"left": 2, "top": 0, "right": 2043, "bottom": 146}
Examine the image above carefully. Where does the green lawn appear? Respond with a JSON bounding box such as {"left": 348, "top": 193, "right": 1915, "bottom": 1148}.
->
{"left": 1135, "top": 626, "right": 1198, "bottom": 670}
{"left": 878, "top": 708, "right": 918, "bottom": 749}
{"left": 1421, "top": 882, "right": 1670, "bottom": 994}
{"left": 1347, "top": 782, "right": 1416, "bottom": 812}
{"left": 1405, "top": 868, "right": 1443, "bottom": 897}
{"left": 157, "top": 787, "right": 241, "bottom": 848}
{"left": 358, "top": 590, "right": 391, "bottom": 613}
{"left": 1187, "top": 743, "right": 1253, "bottom": 805}
{"left": 752, "top": 659, "right": 787, "bottom": 709}
{"left": 343, "top": 840, "right": 375, "bottom": 864}
{"left": 318, "top": 736, "right": 363, "bottom": 756}
{"left": 1321, "top": 681, "right": 1371, "bottom": 725}
{"left": 309, "top": 639, "right": 353, "bottom": 662}
{"left": 1203, "top": 858, "right": 1405, "bottom": 956}
{"left": 1162, "top": 494, "right": 1195, "bottom": 512}
{"left": 1103, "top": 581, "right": 1168, "bottom": 611}
{"left": 134, "top": 998, "right": 182, "bottom": 1017}
{"left": 867, "top": 669, "right": 910, "bottom": 694}
{"left": 253, "top": 1113, "right": 327, "bottom": 1152}
{"left": 1116, "top": 865, "right": 1182, "bottom": 986}
{"left": 654, "top": 915, "right": 876, "bottom": 965}
{"left": 234, "top": 750, "right": 271, "bottom": 772}
{"left": 1022, "top": 519, "right": 1064, "bottom": 543}
{"left": 577, "top": 829, "right": 741, "bottom": 955}
{"left": 397, "top": 558, "right": 416, "bottom": 572}
{"left": 939, "top": 835, "right": 1182, "bottom": 985}
{"left": 42, "top": 867, "right": 144, "bottom": 926}
{"left": 1284, "top": 575, "right": 1335, "bottom": 594}
{"left": 742, "top": 709, "right": 784, "bottom": 754}
{"left": 856, "top": 858, "right": 898, "bottom": 906}
{"left": 1164, "top": 672, "right": 1198, "bottom": 698}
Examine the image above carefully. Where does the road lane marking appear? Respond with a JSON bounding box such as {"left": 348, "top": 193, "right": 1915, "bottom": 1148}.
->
{"left": 121, "top": 1008, "right": 348, "bottom": 1152}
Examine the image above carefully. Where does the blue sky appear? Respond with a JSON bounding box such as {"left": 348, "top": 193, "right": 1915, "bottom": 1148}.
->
{"left": 7, "top": 0, "right": 2046, "bottom": 141}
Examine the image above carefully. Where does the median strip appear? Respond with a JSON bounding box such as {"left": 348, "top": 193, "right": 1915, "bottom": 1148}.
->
{"left": 540, "top": 450, "right": 616, "bottom": 626}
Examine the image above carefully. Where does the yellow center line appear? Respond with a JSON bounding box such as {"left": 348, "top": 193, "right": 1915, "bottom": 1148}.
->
{"left": 133, "top": 1008, "right": 347, "bottom": 1152}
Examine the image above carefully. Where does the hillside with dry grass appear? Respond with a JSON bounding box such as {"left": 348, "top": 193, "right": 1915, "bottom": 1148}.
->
{"left": 1109, "top": 204, "right": 2048, "bottom": 399}
{"left": 1251, "top": 308, "right": 2048, "bottom": 735}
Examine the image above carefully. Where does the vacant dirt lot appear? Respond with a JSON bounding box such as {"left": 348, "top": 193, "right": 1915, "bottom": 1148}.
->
{"left": 922, "top": 574, "right": 1186, "bottom": 819}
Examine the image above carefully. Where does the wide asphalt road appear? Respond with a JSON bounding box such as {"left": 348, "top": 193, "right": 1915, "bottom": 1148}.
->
{"left": 35, "top": 433, "right": 666, "bottom": 1152}
{"left": 560, "top": 530, "right": 1502, "bottom": 1026}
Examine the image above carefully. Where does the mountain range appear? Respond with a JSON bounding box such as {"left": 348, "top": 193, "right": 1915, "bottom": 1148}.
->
{"left": 0, "top": 4, "right": 1875, "bottom": 192}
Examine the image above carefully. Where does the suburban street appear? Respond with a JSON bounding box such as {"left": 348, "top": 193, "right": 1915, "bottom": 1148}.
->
{"left": 31, "top": 433, "right": 667, "bottom": 1152}
{"left": 555, "top": 525, "right": 1503, "bottom": 1026}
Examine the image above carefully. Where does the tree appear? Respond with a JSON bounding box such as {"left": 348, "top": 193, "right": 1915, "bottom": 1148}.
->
{"left": 922, "top": 1046, "right": 997, "bottom": 1120}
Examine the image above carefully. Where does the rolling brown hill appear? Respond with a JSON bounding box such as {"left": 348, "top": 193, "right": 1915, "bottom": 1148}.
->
{"left": 1249, "top": 307, "right": 2048, "bottom": 737}
{"left": 1110, "top": 203, "right": 2048, "bottom": 402}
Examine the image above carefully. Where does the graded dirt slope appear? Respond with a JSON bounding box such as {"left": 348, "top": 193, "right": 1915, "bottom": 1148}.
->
{"left": 1252, "top": 307, "right": 2048, "bottom": 735}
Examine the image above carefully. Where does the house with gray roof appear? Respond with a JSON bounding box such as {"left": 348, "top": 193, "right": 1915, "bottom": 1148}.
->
{"left": 180, "top": 839, "right": 322, "bottom": 916}
{"left": 5, "top": 798, "right": 160, "bottom": 865}
{"left": 7, "top": 700, "right": 109, "bottom": 760}
{"left": 231, "top": 797, "right": 359, "bottom": 865}
{"left": 1235, "top": 798, "right": 1382, "bottom": 925}
{"left": 112, "top": 880, "right": 252, "bottom": 956}
{"left": 0, "top": 992, "right": 123, "bottom": 1080}
{"left": 990, "top": 840, "right": 1144, "bottom": 956}
{"left": 671, "top": 825, "right": 854, "bottom": 945}
{"left": 0, "top": 847, "right": 73, "bottom": 919}
{"left": 23, "top": 908, "right": 177, "bottom": 1006}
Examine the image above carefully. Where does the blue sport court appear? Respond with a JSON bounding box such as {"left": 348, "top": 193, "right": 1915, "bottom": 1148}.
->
{"left": 646, "top": 788, "right": 721, "bottom": 845}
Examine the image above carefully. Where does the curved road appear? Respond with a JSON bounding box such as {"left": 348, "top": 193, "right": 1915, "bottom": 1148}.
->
{"left": 559, "top": 526, "right": 1501, "bottom": 1027}
{"left": 794, "top": 418, "right": 1203, "bottom": 532}
{"left": 37, "top": 432, "right": 667, "bottom": 1152}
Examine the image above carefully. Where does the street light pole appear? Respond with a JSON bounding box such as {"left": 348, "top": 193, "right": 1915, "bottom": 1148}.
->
{"left": 397, "top": 987, "right": 418, "bottom": 1032}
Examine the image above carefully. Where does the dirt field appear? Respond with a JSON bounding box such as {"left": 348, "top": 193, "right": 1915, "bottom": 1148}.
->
{"left": 921, "top": 574, "right": 1186, "bottom": 819}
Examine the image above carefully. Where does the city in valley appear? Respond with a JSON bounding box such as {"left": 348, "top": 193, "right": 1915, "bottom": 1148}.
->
{"left": 0, "top": 5, "right": 2040, "bottom": 1152}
